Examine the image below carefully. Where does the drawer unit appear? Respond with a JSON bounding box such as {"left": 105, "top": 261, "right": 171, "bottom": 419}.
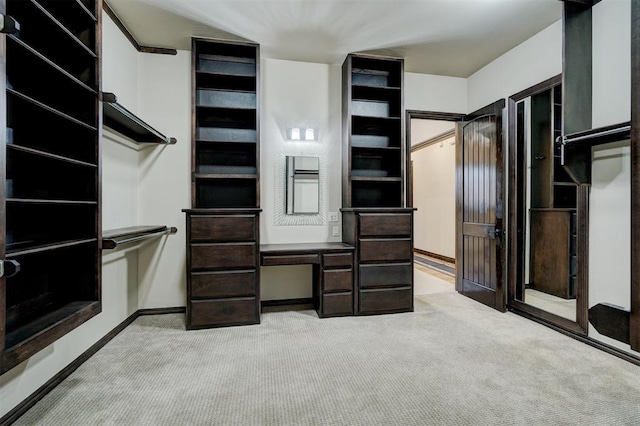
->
{"left": 185, "top": 209, "right": 260, "bottom": 330}
{"left": 191, "top": 270, "right": 257, "bottom": 299}
{"left": 189, "top": 297, "right": 259, "bottom": 328}
{"left": 359, "top": 239, "right": 412, "bottom": 263}
{"left": 359, "top": 213, "right": 411, "bottom": 237}
{"left": 190, "top": 215, "right": 256, "bottom": 242}
{"left": 359, "top": 287, "right": 413, "bottom": 315}
{"left": 322, "top": 253, "right": 353, "bottom": 268}
{"left": 191, "top": 242, "right": 256, "bottom": 270}
{"left": 320, "top": 292, "right": 353, "bottom": 317}
{"left": 359, "top": 263, "right": 412, "bottom": 289}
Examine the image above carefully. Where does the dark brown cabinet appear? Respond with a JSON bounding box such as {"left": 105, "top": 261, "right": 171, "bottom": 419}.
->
{"left": 185, "top": 38, "right": 261, "bottom": 329}
{"left": 1, "top": 0, "right": 102, "bottom": 374}
{"left": 341, "top": 53, "right": 414, "bottom": 316}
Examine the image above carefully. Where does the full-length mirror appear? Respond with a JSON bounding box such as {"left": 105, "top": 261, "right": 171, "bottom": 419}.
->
{"left": 510, "top": 76, "right": 581, "bottom": 325}
{"left": 286, "top": 156, "right": 319, "bottom": 214}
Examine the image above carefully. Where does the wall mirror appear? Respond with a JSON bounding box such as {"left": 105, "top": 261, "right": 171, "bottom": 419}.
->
{"left": 286, "top": 156, "right": 319, "bottom": 215}
{"left": 508, "top": 75, "right": 587, "bottom": 333}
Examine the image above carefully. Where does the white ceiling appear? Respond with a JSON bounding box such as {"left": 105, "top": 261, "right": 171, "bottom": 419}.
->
{"left": 107, "top": 0, "right": 562, "bottom": 78}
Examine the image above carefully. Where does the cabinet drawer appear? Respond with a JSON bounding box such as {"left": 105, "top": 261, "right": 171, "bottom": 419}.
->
{"left": 359, "top": 213, "right": 411, "bottom": 237}
{"left": 321, "top": 292, "right": 353, "bottom": 317}
{"left": 190, "top": 215, "right": 256, "bottom": 242}
{"left": 359, "top": 287, "right": 412, "bottom": 314}
{"left": 322, "top": 252, "right": 353, "bottom": 269}
{"left": 359, "top": 239, "right": 411, "bottom": 263}
{"left": 189, "top": 297, "right": 259, "bottom": 328}
{"left": 359, "top": 263, "right": 412, "bottom": 288}
{"left": 191, "top": 243, "right": 256, "bottom": 270}
{"left": 191, "top": 270, "right": 256, "bottom": 299}
{"left": 323, "top": 269, "right": 353, "bottom": 293}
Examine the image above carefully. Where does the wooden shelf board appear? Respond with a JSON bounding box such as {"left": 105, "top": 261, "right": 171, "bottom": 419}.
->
{"left": 7, "top": 144, "right": 97, "bottom": 168}
{"left": 7, "top": 238, "right": 97, "bottom": 257}
{"left": 352, "top": 114, "right": 401, "bottom": 121}
{"left": 195, "top": 139, "right": 257, "bottom": 145}
{"left": 351, "top": 84, "right": 400, "bottom": 91}
{"left": 195, "top": 70, "right": 256, "bottom": 79}
{"left": 196, "top": 104, "right": 257, "bottom": 112}
{"left": 195, "top": 173, "right": 257, "bottom": 180}
{"left": 8, "top": 35, "right": 96, "bottom": 94}
{"left": 3, "top": 301, "right": 100, "bottom": 371}
{"left": 29, "top": 0, "right": 97, "bottom": 58}
{"left": 350, "top": 176, "right": 402, "bottom": 182}
{"left": 7, "top": 88, "right": 97, "bottom": 131}
{"left": 6, "top": 198, "right": 97, "bottom": 205}
{"left": 351, "top": 145, "right": 401, "bottom": 151}
{"left": 198, "top": 53, "right": 256, "bottom": 64}
{"left": 103, "top": 95, "right": 176, "bottom": 145}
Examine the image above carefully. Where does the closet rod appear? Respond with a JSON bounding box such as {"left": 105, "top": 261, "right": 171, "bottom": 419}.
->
{"left": 102, "top": 226, "right": 178, "bottom": 249}
{"left": 560, "top": 121, "right": 631, "bottom": 147}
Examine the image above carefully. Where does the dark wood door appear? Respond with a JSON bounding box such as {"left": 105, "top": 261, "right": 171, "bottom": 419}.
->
{"left": 456, "top": 100, "right": 506, "bottom": 311}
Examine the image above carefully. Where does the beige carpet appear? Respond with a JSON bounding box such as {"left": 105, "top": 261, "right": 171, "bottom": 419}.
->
{"left": 13, "top": 268, "right": 640, "bottom": 425}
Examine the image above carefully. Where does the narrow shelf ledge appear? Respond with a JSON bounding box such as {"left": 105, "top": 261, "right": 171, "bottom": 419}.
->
{"left": 102, "top": 226, "right": 178, "bottom": 249}
{"left": 102, "top": 92, "right": 177, "bottom": 145}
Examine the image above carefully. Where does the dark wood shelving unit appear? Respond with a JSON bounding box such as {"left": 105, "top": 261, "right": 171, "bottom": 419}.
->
{"left": 1, "top": 0, "right": 102, "bottom": 374}
{"left": 102, "top": 226, "right": 178, "bottom": 249}
{"left": 341, "top": 53, "right": 414, "bottom": 316}
{"left": 184, "top": 38, "right": 261, "bottom": 329}
{"left": 102, "top": 92, "right": 177, "bottom": 145}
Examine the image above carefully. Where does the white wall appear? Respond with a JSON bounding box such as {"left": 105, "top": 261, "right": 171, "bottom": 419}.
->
{"left": 405, "top": 72, "right": 467, "bottom": 113}
{"left": 588, "top": 0, "right": 632, "bottom": 352}
{"left": 467, "top": 20, "right": 562, "bottom": 113}
{"left": 0, "top": 13, "right": 141, "bottom": 418}
{"left": 411, "top": 134, "right": 456, "bottom": 259}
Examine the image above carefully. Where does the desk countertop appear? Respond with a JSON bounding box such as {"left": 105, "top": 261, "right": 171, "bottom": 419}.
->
{"left": 260, "top": 242, "right": 355, "bottom": 254}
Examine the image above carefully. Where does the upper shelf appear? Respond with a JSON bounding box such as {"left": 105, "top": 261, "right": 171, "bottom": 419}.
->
{"left": 102, "top": 92, "right": 177, "bottom": 145}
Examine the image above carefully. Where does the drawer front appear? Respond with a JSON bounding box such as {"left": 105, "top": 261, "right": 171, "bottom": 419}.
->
{"left": 323, "top": 269, "right": 353, "bottom": 293}
{"left": 359, "top": 287, "right": 412, "bottom": 314}
{"left": 191, "top": 270, "right": 256, "bottom": 299}
{"left": 359, "top": 263, "right": 412, "bottom": 289}
{"left": 359, "top": 213, "right": 411, "bottom": 237}
{"left": 359, "top": 239, "right": 412, "bottom": 263}
{"left": 322, "top": 252, "right": 353, "bottom": 269}
{"left": 191, "top": 243, "right": 256, "bottom": 270}
{"left": 190, "top": 215, "right": 256, "bottom": 242}
{"left": 321, "top": 292, "right": 353, "bottom": 317}
{"left": 189, "top": 297, "right": 258, "bottom": 328}
{"left": 261, "top": 254, "right": 318, "bottom": 266}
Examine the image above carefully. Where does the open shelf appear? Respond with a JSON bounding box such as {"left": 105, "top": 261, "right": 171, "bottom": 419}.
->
{"left": 102, "top": 226, "right": 177, "bottom": 249}
{"left": 7, "top": 89, "right": 96, "bottom": 131}
{"left": 196, "top": 89, "right": 256, "bottom": 109}
{"left": 36, "top": 0, "right": 97, "bottom": 49}
{"left": 351, "top": 180, "right": 403, "bottom": 208}
{"left": 196, "top": 71, "right": 256, "bottom": 92}
{"left": 196, "top": 178, "right": 257, "bottom": 208}
{"left": 102, "top": 93, "right": 176, "bottom": 144}
{"left": 6, "top": 144, "right": 97, "bottom": 169}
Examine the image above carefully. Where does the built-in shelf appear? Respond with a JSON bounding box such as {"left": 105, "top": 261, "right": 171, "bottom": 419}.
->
{"left": 8, "top": 89, "right": 96, "bottom": 131}
{"left": 102, "top": 226, "right": 178, "bottom": 249}
{"left": 102, "top": 92, "right": 177, "bottom": 145}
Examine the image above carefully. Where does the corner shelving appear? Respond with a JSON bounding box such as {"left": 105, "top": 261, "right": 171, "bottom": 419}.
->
{"left": 102, "top": 92, "right": 177, "bottom": 145}
{"left": 1, "top": 0, "right": 101, "bottom": 374}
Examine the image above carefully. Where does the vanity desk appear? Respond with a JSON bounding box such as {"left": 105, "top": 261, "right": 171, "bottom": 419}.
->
{"left": 260, "top": 243, "right": 355, "bottom": 318}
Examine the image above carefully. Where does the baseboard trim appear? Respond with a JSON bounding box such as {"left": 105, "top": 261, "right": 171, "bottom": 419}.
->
{"left": 262, "top": 298, "right": 313, "bottom": 307}
{"left": 510, "top": 307, "right": 640, "bottom": 366}
{"left": 138, "top": 307, "right": 186, "bottom": 316}
{"left": 0, "top": 306, "right": 187, "bottom": 426}
{"left": 413, "top": 248, "right": 455, "bottom": 264}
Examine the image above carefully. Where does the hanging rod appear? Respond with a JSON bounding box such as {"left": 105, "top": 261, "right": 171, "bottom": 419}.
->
{"left": 102, "top": 226, "right": 178, "bottom": 249}
{"left": 102, "top": 92, "right": 177, "bottom": 145}
{"left": 560, "top": 121, "right": 631, "bottom": 147}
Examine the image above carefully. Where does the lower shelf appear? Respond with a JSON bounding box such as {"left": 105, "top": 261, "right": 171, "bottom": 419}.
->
{"left": 3, "top": 300, "right": 101, "bottom": 373}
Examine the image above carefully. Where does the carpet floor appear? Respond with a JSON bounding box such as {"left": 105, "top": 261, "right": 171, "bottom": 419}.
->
{"left": 13, "top": 269, "right": 640, "bottom": 425}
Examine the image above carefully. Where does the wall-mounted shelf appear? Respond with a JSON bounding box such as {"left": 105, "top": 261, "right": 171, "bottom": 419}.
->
{"left": 102, "top": 225, "right": 177, "bottom": 249}
{"left": 560, "top": 121, "right": 631, "bottom": 185}
{"left": 102, "top": 92, "right": 177, "bottom": 145}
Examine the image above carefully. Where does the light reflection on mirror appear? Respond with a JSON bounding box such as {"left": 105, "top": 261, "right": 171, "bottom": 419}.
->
{"left": 286, "top": 156, "right": 319, "bottom": 215}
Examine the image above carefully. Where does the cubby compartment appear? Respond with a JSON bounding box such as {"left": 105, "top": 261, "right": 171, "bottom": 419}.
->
{"left": 35, "top": 0, "right": 97, "bottom": 51}
{"left": 352, "top": 85, "right": 401, "bottom": 118}
{"left": 196, "top": 89, "right": 256, "bottom": 109}
{"left": 4, "top": 242, "right": 98, "bottom": 348}
{"left": 196, "top": 72, "right": 256, "bottom": 93}
{"left": 7, "top": 37, "right": 96, "bottom": 125}
{"left": 7, "top": 92, "right": 98, "bottom": 164}
{"left": 196, "top": 142, "right": 257, "bottom": 175}
{"left": 351, "top": 56, "right": 402, "bottom": 88}
{"left": 7, "top": 149, "right": 97, "bottom": 202}
{"left": 351, "top": 115, "right": 401, "bottom": 148}
{"left": 195, "top": 40, "right": 257, "bottom": 77}
{"left": 196, "top": 178, "right": 257, "bottom": 208}
{"left": 352, "top": 181, "right": 402, "bottom": 208}
{"left": 7, "top": 0, "right": 96, "bottom": 86}
{"left": 196, "top": 107, "right": 257, "bottom": 142}
{"left": 351, "top": 147, "right": 401, "bottom": 178}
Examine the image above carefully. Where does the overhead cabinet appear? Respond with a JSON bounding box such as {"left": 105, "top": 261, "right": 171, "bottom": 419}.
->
{"left": 1, "top": 0, "right": 102, "bottom": 374}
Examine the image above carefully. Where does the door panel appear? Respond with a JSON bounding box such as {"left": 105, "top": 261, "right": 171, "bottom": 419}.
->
{"left": 456, "top": 100, "right": 505, "bottom": 311}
